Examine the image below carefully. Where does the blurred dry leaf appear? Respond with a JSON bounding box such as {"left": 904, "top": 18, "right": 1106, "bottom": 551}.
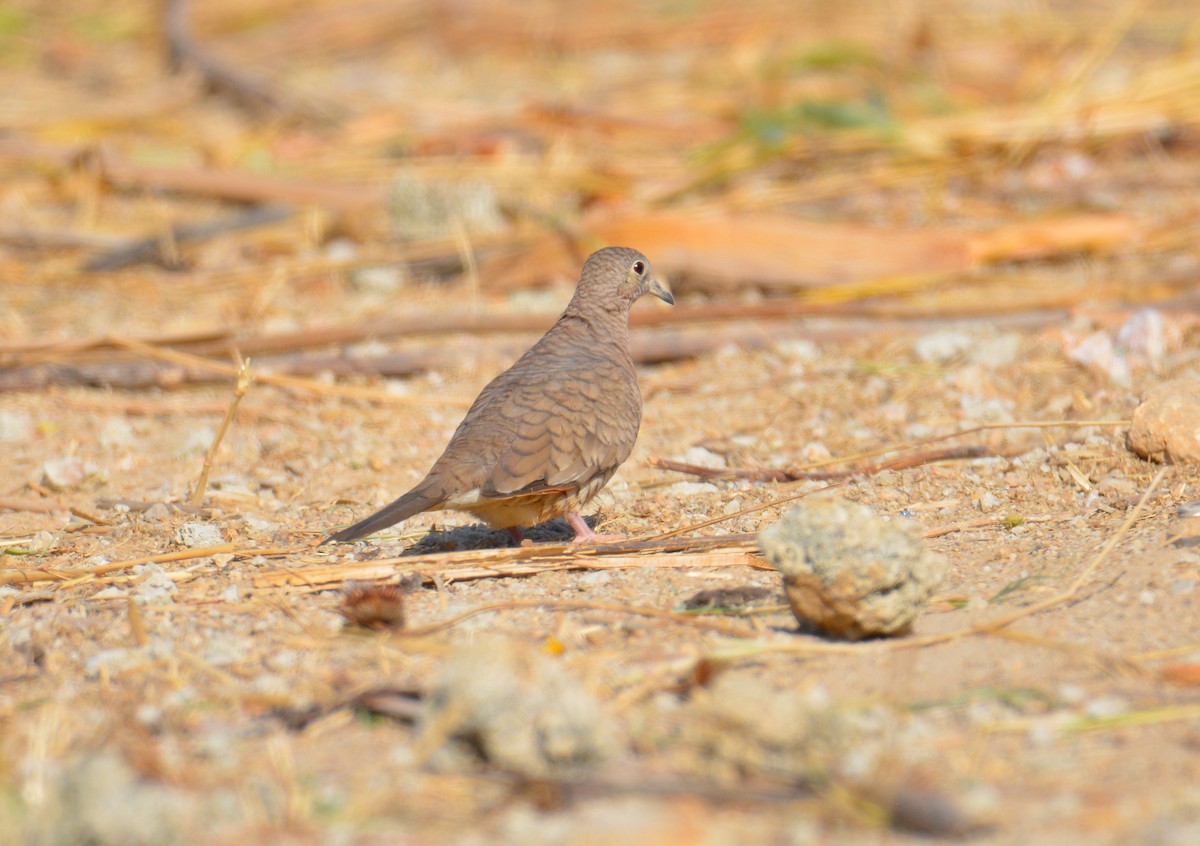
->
{"left": 481, "top": 209, "right": 1139, "bottom": 291}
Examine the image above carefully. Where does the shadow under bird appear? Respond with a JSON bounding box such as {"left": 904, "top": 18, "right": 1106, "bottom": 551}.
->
{"left": 322, "top": 246, "right": 674, "bottom": 546}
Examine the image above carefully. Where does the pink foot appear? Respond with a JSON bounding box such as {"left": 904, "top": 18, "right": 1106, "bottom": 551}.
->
{"left": 506, "top": 527, "right": 526, "bottom": 546}
{"left": 566, "top": 512, "right": 624, "bottom": 544}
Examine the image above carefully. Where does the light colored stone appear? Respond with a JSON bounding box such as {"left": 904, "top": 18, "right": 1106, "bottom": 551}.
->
{"left": 1127, "top": 379, "right": 1200, "bottom": 465}
{"left": 175, "top": 522, "right": 224, "bottom": 548}
{"left": 417, "top": 634, "right": 618, "bottom": 775}
{"left": 759, "top": 497, "right": 948, "bottom": 640}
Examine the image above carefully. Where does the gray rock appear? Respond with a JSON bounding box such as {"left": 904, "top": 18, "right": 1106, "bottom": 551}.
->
{"left": 759, "top": 497, "right": 948, "bottom": 639}
{"left": 416, "top": 634, "right": 618, "bottom": 775}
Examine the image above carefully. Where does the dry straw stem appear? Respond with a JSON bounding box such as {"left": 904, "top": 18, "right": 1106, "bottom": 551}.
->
{"left": 126, "top": 596, "right": 149, "bottom": 647}
{"left": 0, "top": 497, "right": 70, "bottom": 515}
{"left": 255, "top": 534, "right": 762, "bottom": 590}
{"left": 1006, "top": 0, "right": 1150, "bottom": 165}
{"left": 105, "top": 335, "right": 468, "bottom": 407}
{"left": 922, "top": 513, "right": 1071, "bottom": 539}
{"left": 645, "top": 419, "right": 1126, "bottom": 542}
{"left": 780, "top": 419, "right": 1130, "bottom": 475}
{"left": 190, "top": 357, "right": 253, "bottom": 506}
{"left": 984, "top": 704, "right": 1200, "bottom": 736}
{"left": 1, "top": 294, "right": 1071, "bottom": 374}
{"left": 0, "top": 544, "right": 286, "bottom": 587}
{"left": 651, "top": 445, "right": 1001, "bottom": 483}
{"left": 651, "top": 419, "right": 1128, "bottom": 486}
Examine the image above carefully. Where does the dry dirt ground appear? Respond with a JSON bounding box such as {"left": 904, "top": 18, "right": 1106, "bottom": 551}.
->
{"left": 3, "top": 1, "right": 1200, "bottom": 844}
{"left": 4, "top": 291, "right": 1200, "bottom": 845}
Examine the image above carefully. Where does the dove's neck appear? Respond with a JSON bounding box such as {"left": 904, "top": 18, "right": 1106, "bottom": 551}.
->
{"left": 556, "top": 301, "right": 634, "bottom": 362}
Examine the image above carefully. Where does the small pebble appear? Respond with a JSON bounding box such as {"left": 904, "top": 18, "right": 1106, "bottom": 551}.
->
{"left": 800, "top": 440, "right": 832, "bottom": 462}
{"left": 1057, "top": 683, "right": 1087, "bottom": 705}
{"left": 175, "top": 522, "right": 224, "bottom": 548}
{"left": 134, "top": 571, "right": 178, "bottom": 604}
{"left": 141, "top": 503, "right": 171, "bottom": 523}
{"left": 1127, "top": 379, "right": 1200, "bottom": 465}
{"left": 680, "top": 445, "right": 725, "bottom": 469}
{"left": 0, "top": 409, "right": 33, "bottom": 442}
{"left": 969, "top": 334, "right": 1020, "bottom": 368}
{"left": 136, "top": 704, "right": 164, "bottom": 728}
{"left": 178, "top": 427, "right": 216, "bottom": 457}
{"left": 42, "top": 456, "right": 90, "bottom": 491}
{"left": 1171, "top": 579, "right": 1197, "bottom": 596}
{"left": 30, "top": 531, "right": 58, "bottom": 552}
{"left": 241, "top": 514, "right": 279, "bottom": 535}
{"left": 664, "top": 481, "right": 719, "bottom": 497}
{"left": 203, "top": 635, "right": 248, "bottom": 667}
{"left": 350, "top": 265, "right": 407, "bottom": 293}
{"left": 1085, "top": 696, "right": 1129, "bottom": 720}
{"left": 914, "top": 331, "right": 973, "bottom": 364}
{"left": 324, "top": 238, "right": 358, "bottom": 262}
{"left": 99, "top": 416, "right": 137, "bottom": 448}
{"left": 85, "top": 648, "right": 134, "bottom": 678}
{"left": 774, "top": 338, "right": 819, "bottom": 363}
{"left": 266, "top": 650, "right": 300, "bottom": 672}
{"left": 1138, "top": 590, "right": 1157, "bottom": 606}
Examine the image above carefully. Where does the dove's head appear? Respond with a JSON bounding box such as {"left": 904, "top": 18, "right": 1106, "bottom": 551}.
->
{"left": 577, "top": 246, "right": 674, "bottom": 311}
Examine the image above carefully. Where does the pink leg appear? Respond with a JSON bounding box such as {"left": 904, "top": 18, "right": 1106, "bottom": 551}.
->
{"left": 506, "top": 527, "right": 525, "bottom": 546}
{"left": 566, "top": 512, "right": 624, "bottom": 544}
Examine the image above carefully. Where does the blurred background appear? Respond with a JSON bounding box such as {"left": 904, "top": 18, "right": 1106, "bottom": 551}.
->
{"left": 2, "top": 0, "right": 1198, "bottom": 361}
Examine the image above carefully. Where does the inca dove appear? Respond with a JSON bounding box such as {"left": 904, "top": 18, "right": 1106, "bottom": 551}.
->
{"left": 323, "top": 246, "right": 674, "bottom": 545}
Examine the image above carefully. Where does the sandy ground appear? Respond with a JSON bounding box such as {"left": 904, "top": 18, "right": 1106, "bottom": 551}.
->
{"left": 4, "top": 293, "right": 1200, "bottom": 844}
{"left": 3, "top": 1, "right": 1200, "bottom": 843}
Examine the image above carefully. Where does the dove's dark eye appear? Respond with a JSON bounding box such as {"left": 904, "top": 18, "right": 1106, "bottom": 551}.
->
{"left": 631, "top": 260, "right": 646, "bottom": 276}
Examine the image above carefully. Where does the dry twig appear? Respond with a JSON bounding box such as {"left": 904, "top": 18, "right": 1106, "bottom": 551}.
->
{"left": 191, "top": 357, "right": 253, "bottom": 506}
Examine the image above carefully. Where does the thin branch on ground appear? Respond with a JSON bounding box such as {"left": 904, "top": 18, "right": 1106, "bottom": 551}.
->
{"left": 191, "top": 357, "right": 253, "bottom": 506}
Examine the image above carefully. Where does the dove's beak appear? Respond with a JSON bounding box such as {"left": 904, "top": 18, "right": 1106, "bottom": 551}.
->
{"left": 648, "top": 277, "right": 675, "bottom": 306}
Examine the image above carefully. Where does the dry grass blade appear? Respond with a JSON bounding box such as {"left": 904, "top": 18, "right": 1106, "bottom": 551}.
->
{"left": 191, "top": 357, "right": 252, "bottom": 506}
{"left": 257, "top": 535, "right": 761, "bottom": 589}
{"left": 651, "top": 445, "right": 1002, "bottom": 483}
{"left": 0, "top": 544, "right": 287, "bottom": 586}
{"left": 105, "top": 336, "right": 468, "bottom": 406}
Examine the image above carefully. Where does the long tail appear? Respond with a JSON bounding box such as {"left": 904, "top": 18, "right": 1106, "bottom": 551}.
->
{"left": 321, "top": 488, "right": 441, "bottom": 544}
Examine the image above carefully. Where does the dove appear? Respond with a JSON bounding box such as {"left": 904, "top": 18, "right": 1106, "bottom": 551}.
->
{"left": 323, "top": 246, "right": 673, "bottom": 545}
